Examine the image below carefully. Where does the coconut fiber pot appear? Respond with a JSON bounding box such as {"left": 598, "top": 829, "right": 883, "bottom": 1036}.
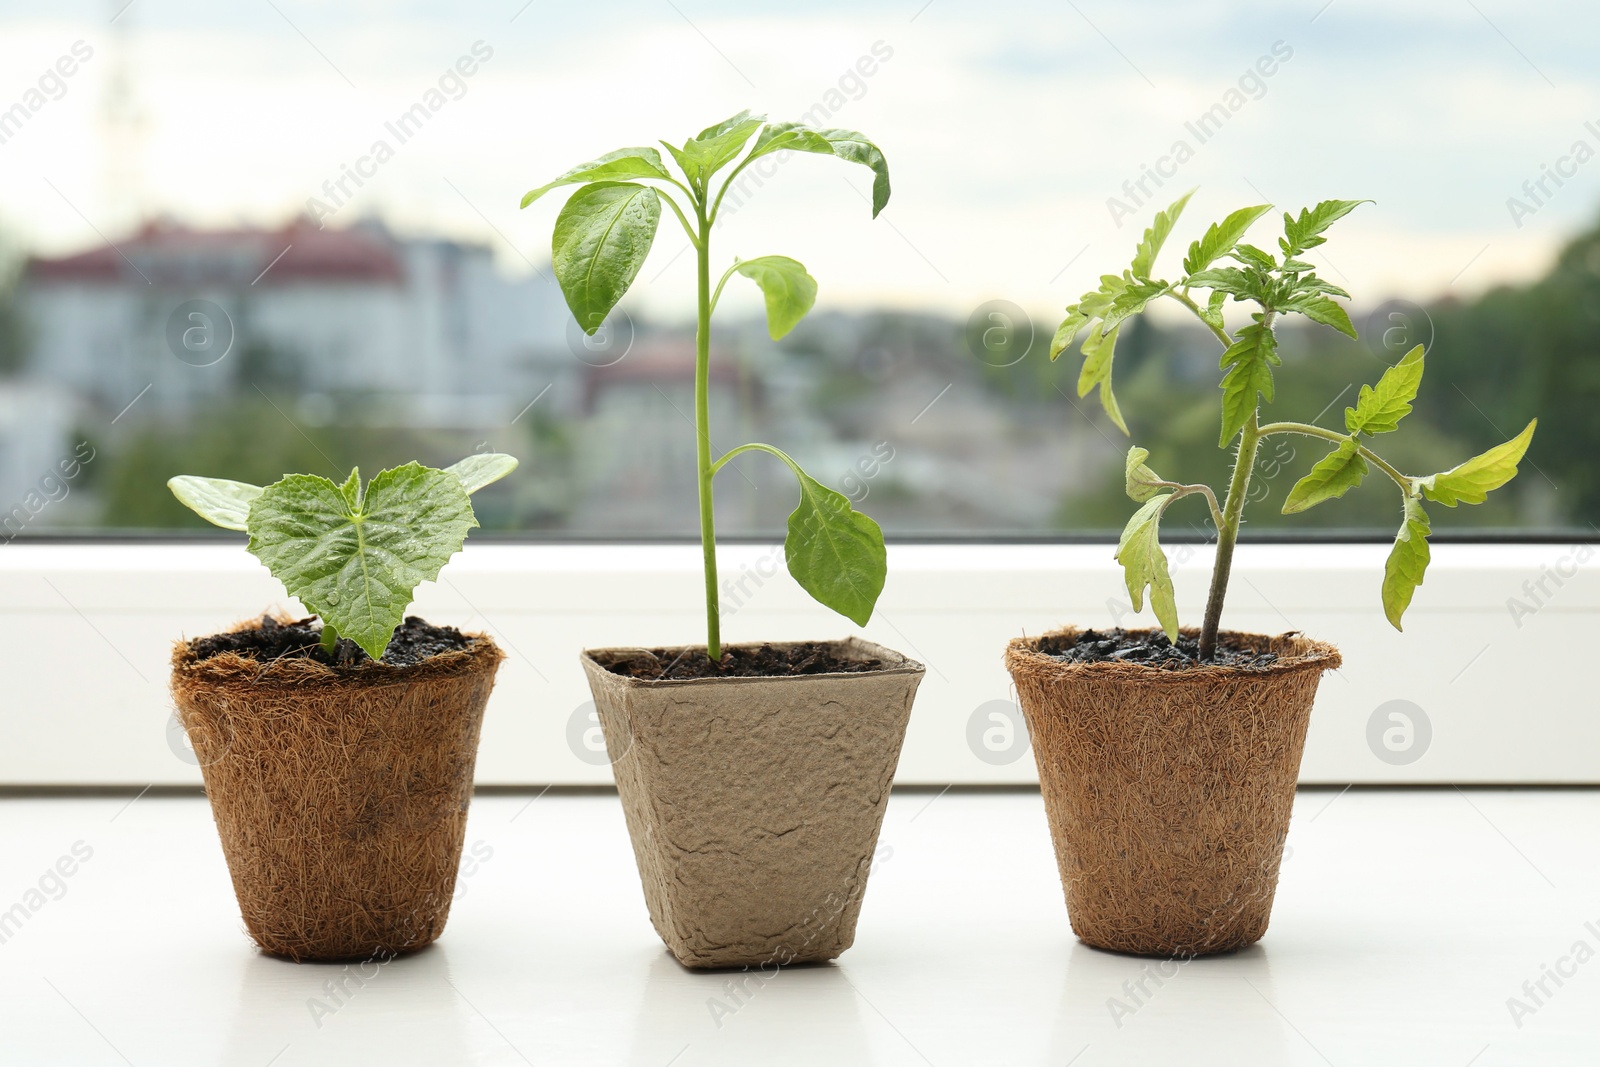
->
{"left": 171, "top": 617, "right": 503, "bottom": 962}
{"left": 1005, "top": 627, "right": 1341, "bottom": 957}
{"left": 581, "top": 638, "right": 924, "bottom": 970}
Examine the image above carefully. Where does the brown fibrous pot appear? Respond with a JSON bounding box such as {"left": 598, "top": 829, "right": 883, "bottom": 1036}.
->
{"left": 171, "top": 616, "right": 503, "bottom": 962}
{"left": 1005, "top": 627, "right": 1341, "bottom": 958}
{"left": 581, "top": 637, "right": 924, "bottom": 970}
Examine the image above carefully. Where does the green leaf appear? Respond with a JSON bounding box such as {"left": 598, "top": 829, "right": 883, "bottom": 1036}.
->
{"left": 247, "top": 464, "right": 478, "bottom": 660}
{"left": 1115, "top": 495, "right": 1179, "bottom": 642}
{"left": 1077, "top": 321, "right": 1128, "bottom": 434}
{"left": 1281, "top": 199, "right": 1369, "bottom": 256}
{"left": 1231, "top": 243, "right": 1276, "bottom": 271}
{"left": 666, "top": 110, "right": 766, "bottom": 190}
{"left": 1131, "top": 190, "right": 1193, "bottom": 278}
{"left": 1382, "top": 495, "right": 1432, "bottom": 630}
{"left": 167, "top": 476, "right": 263, "bottom": 532}
{"left": 747, "top": 122, "right": 892, "bottom": 217}
{"left": 1124, "top": 446, "right": 1168, "bottom": 502}
{"left": 732, "top": 255, "right": 817, "bottom": 340}
{"left": 1048, "top": 309, "right": 1088, "bottom": 361}
{"left": 745, "top": 122, "right": 834, "bottom": 156}
{"left": 1345, "top": 344, "right": 1424, "bottom": 435}
{"left": 552, "top": 181, "right": 661, "bottom": 334}
{"left": 1282, "top": 436, "right": 1367, "bottom": 514}
{"left": 519, "top": 148, "right": 671, "bottom": 209}
{"left": 1182, "top": 204, "right": 1273, "bottom": 276}
{"left": 783, "top": 466, "right": 887, "bottom": 626}
{"left": 1218, "top": 318, "right": 1278, "bottom": 446}
{"left": 1419, "top": 420, "right": 1537, "bottom": 506}
{"left": 1100, "top": 278, "right": 1170, "bottom": 333}
{"left": 445, "top": 453, "right": 520, "bottom": 495}
{"left": 1292, "top": 274, "right": 1351, "bottom": 300}
{"left": 1282, "top": 293, "right": 1357, "bottom": 338}
{"left": 1199, "top": 290, "right": 1228, "bottom": 332}
{"left": 1183, "top": 266, "right": 1256, "bottom": 298}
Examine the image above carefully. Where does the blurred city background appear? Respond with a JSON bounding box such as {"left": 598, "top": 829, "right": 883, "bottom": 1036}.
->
{"left": 0, "top": 0, "right": 1588, "bottom": 538}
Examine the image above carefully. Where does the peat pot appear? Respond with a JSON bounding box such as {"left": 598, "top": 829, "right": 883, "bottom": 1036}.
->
{"left": 581, "top": 638, "right": 924, "bottom": 970}
{"left": 1005, "top": 627, "right": 1341, "bottom": 957}
{"left": 171, "top": 616, "right": 503, "bottom": 962}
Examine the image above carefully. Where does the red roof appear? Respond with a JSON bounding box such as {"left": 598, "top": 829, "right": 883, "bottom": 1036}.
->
{"left": 25, "top": 218, "right": 405, "bottom": 286}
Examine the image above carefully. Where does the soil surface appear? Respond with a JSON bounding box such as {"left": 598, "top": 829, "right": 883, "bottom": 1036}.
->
{"left": 188, "top": 615, "right": 472, "bottom": 668}
{"left": 1038, "top": 628, "right": 1279, "bottom": 670}
{"left": 604, "top": 642, "right": 883, "bottom": 680}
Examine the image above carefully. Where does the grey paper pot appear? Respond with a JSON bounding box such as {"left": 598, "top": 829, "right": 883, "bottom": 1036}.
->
{"left": 581, "top": 638, "right": 924, "bottom": 970}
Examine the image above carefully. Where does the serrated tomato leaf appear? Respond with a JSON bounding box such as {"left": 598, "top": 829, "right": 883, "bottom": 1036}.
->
{"left": 1382, "top": 495, "right": 1432, "bottom": 630}
{"left": 1115, "top": 495, "right": 1180, "bottom": 642}
{"left": 1419, "top": 420, "right": 1537, "bottom": 506}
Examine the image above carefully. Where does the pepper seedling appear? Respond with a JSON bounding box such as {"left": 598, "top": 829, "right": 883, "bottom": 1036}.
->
{"left": 168, "top": 453, "right": 518, "bottom": 660}
{"left": 1054, "top": 194, "right": 1536, "bottom": 659}
{"left": 522, "top": 110, "right": 892, "bottom": 660}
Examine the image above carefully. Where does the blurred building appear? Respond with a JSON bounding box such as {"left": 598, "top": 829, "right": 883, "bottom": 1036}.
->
{"left": 20, "top": 217, "right": 575, "bottom": 426}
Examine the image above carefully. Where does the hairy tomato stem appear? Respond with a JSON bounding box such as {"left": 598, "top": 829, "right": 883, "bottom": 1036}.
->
{"left": 1200, "top": 413, "right": 1260, "bottom": 660}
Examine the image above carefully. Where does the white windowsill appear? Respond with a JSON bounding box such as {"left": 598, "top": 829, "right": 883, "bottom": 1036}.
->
{"left": 0, "top": 540, "right": 1593, "bottom": 785}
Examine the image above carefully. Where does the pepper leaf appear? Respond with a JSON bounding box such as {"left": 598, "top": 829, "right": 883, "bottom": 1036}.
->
{"left": 1346, "top": 344, "right": 1425, "bottom": 435}
{"left": 1418, "top": 420, "right": 1537, "bottom": 506}
{"left": 520, "top": 148, "right": 671, "bottom": 208}
{"left": 1382, "top": 495, "right": 1432, "bottom": 630}
{"left": 782, "top": 466, "right": 887, "bottom": 626}
{"left": 732, "top": 255, "right": 817, "bottom": 340}
{"left": 1282, "top": 436, "right": 1367, "bottom": 514}
{"left": 247, "top": 464, "right": 478, "bottom": 660}
{"left": 746, "top": 122, "right": 892, "bottom": 217}
{"left": 665, "top": 110, "right": 766, "bottom": 192}
{"left": 1115, "top": 495, "right": 1179, "bottom": 642}
{"left": 552, "top": 181, "right": 661, "bottom": 334}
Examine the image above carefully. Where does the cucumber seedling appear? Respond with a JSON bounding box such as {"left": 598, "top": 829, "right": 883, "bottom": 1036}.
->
{"left": 169, "top": 453, "right": 518, "bottom": 660}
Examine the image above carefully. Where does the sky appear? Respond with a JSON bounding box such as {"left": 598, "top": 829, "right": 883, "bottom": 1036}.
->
{"left": 1, "top": 0, "right": 1598, "bottom": 325}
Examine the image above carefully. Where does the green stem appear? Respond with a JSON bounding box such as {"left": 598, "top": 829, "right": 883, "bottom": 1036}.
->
{"left": 709, "top": 440, "right": 798, "bottom": 478}
{"left": 1200, "top": 411, "right": 1260, "bottom": 661}
{"left": 1167, "top": 289, "right": 1234, "bottom": 349}
{"left": 707, "top": 157, "right": 754, "bottom": 227}
{"left": 709, "top": 261, "right": 740, "bottom": 317}
{"left": 1163, "top": 482, "right": 1225, "bottom": 532}
{"left": 320, "top": 621, "right": 340, "bottom": 656}
{"left": 654, "top": 186, "right": 700, "bottom": 248}
{"left": 694, "top": 200, "right": 721, "bottom": 661}
{"left": 1257, "top": 421, "right": 1412, "bottom": 489}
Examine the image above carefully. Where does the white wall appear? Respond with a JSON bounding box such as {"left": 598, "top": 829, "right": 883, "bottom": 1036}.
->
{"left": 0, "top": 540, "right": 1592, "bottom": 787}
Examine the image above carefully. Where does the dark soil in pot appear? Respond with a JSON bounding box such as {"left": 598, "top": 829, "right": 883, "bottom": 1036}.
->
{"left": 1005, "top": 626, "right": 1341, "bottom": 958}
{"left": 171, "top": 614, "right": 503, "bottom": 962}
{"left": 582, "top": 637, "right": 924, "bottom": 970}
